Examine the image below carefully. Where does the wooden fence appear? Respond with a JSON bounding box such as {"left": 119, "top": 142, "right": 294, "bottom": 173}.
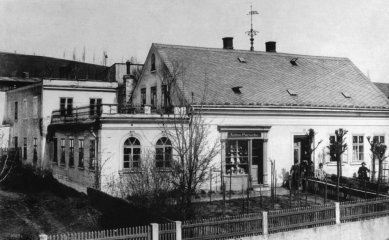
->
{"left": 268, "top": 203, "right": 335, "bottom": 233}
{"left": 41, "top": 197, "right": 389, "bottom": 240}
{"left": 340, "top": 196, "right": 389, "bottom": 223}
{"left": 182, "top": 212, "right": 263, "bottom": 240}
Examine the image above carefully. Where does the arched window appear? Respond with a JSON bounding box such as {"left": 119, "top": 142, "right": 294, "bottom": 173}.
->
{"left": 156, "top": 137, "right": 172, "bottom": 168}
{"left": 151, "top": 54, "right": 156, "bottom": 72}
{"left": 123, "top": 137, "right": 141, "bottom": 169}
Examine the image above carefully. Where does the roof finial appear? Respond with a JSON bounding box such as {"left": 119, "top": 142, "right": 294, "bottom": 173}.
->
{"left": 246, "top": 4, "right": 259, "bottom": 51}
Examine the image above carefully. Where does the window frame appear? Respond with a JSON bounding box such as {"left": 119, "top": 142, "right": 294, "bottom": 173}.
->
{"left": 23, "top": 137, "right": 27, "bottom": 160}
{"left": 60, "top": 98, "right": 73, "bottom": 116}
{"left": 141, "top": 88, "right": 146, "bottom": 106}
{"left": 69, "top": 138, "right": 74, "bottom": 167}
{"left": 60, "top": 138, "right": 66, "bottom": 166}
{"left": 151, "top": 54, "right": 156, "bottom": 72}
{"left": 123, "top": 137, "right": 141, "bottom": 170}
{"left": 156, "top": 137, "right": 172, "bottom": 169}
{"left": 89, "top": 139, "right": 96, "bottom": 170}
{"left": 14, "top": 101, "right": 18, "bottom": 121}
{"left": 33, "top": 137, "right": 38, "bottom": 164}
{"left": 352, "top": 135, "right": 364, "bottom": 162}
{"left": 53, "top": 138, "right": 58, "bottom": 163}
{"left": 150, "top": 86, "right": 157, "bottom": 109}
{"left": 78, "top": 139, "right": 84, "bottom": 169}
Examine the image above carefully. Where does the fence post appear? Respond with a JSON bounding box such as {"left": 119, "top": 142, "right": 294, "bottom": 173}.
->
{"left": 335, "top": 202, "right": 340, "bottom": 224}
{"left": 150, "top": 223, "right": 159, "bottom": 240}
{"left": 39, "top": 234, "right": 48, "bottom": 240}
{"left": 262, "top": 211, "right": 268, "bottom": 235}
{"left": 175, "top": 221, "right": 182, "bottom": 240}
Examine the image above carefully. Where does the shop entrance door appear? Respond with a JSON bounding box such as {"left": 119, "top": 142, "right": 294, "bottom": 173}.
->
{"left": 252, "top": 139, "right": 263, "bottom": 184}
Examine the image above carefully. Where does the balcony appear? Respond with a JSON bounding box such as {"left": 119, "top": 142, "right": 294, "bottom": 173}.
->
{"left": 50, "top": 104, "right": 180, "bottom": 125}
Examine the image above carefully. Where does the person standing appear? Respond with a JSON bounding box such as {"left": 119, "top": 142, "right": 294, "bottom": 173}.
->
{"left": 315, "top": 163, "right": 326, "bottom": 181}
{"left": 358, "top": 162, "right": 370, "bottom": 181}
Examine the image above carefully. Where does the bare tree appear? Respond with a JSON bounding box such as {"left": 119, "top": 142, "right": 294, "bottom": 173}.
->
{"left": 367, "top": 137, "right": 388, "bottom": 195}
{"left": 104, "top": 151, "right": 175, "bottom": 209}
{"left": 305, "top": 128, "right": 323, "bottom": 176}
{"left": 327, "top": 128, "right": 348, "bottom": 201}
{"left": 160, "top": 60, "right": 219, "bottom": 217}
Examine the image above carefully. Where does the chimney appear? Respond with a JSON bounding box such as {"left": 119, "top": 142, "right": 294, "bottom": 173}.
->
{"left": 222, "top": 37, "right": 234, "bottom": 50}
{"left": 126, "top": 61, "right": 131, "bottom": 74}
{"left": 265, "top": 41, "right": 276, "bottom": 53}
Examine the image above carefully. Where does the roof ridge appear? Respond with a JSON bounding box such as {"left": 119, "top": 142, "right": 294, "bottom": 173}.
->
{"left": 152, "top": 43, "right": 350, "bottom": 61}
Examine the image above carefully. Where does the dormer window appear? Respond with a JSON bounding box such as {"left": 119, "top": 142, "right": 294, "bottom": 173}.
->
{"left": 287, "top": 89, "right": 297, "bottom": 96}
{"left": 151, "top": 54, "right": 156, "bottom": 72}
{"left": 342, "top": 91, "right": 351, "bottom": 98}
{"left": 232, "top": 86, "right": 242, "bottom": 94}
{"left": 237, "top": 57, "right": 246, "bottom": 63}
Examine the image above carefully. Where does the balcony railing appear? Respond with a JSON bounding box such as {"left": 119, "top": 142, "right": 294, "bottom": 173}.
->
{"left": 51, "top": 104, "right": 181, "bottom": 124}
{"left": 51, "top": 104, "right": 118, "bottom": 124}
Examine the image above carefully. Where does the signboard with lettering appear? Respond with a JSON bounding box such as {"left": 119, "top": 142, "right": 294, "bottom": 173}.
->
{"left": 228, "top": 132, "right": 262, "bottom": 138}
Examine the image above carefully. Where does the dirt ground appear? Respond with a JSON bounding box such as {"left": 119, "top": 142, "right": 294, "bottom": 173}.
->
{"left": 0, "top": 188, "right": 101, "bottom": 239}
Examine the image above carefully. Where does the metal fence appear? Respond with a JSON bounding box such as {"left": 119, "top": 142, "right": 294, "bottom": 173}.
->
{"left": 268, "top": 204, "right": 336, "bottom": 233}
{"left": 46, "top": 225, "right": 151, "bottom": 240}
{"left": 340, "top": 196, "right": 389, "bottom": 223}
{"left": 182, "top": 212, "right": 263, "bottom": 240}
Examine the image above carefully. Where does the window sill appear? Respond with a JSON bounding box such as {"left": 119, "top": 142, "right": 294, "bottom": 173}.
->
{"left": 324, "top": 162, "right": 347, "bottom": 166}
{"left": 224, "top": 173, "right": 249, "bottom": 176}
{"left": 350, "top": 161, "right": 364, "bottom": 166}
{"left": 119, "top": 169, "right": 143, "bottom": 174}
{"left": 150, "top": 70, "right": 156, "bottom": 73}
{"left": 78, "top": 166, "right": 84, "bottom": 170}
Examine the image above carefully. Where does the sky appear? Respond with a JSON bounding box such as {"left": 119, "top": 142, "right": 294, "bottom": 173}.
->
{"left": 0, "top": 0, "right": 389, "bottom": 83}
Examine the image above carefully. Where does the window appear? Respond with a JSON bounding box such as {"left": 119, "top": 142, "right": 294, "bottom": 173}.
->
{"left": 225, "top": 140, "right": 249, "bottom": 174}
{"left": 156, "top": 137, "right": 172, "bottom": 168}
{"left": 123, "top": 137, "right": 141, "bottom": 169}
{"left": 23, "top": 99, "right": 27, "bottom": 119}
{"left": 23, "top": 137, "right": 27, "bottom": 160}
{"left": 60, "top": 138, "right": 66, "bottom": 165}
{"left": 33, "top": 138, "right": 38, "bottom": 164}
{"left": 162, "top": 84, "right": 169, "bottom": 109}
{"left": 13, "top": 136, "right": 18, "bottom": 148}
{"left": 14, "top": 102, "right": 18, "bottom": 121}
{"left": 69, "top": 138, "right": 74, "bottom": 167}
{"left": 353, "top": 136, "right": 364, "bottom": 161}
{"left": 60, "top": 98, "right": 73, "bottom": 116}
{"left": 373, "top": 136, "right": 385, "bottom": 144}
{"left": 329, "top": 136, "right": 336, "bottom": 162}
{"left": 33, "top": 96, "right": 38, "bottom": 118}
{"left": 89, "top": 139, "right": 96, "bottom": 170}
{"left": 90, "top": 98, "right": 102, "bottom": 116}
{"left": 141, "top": 88, "right": 146, "bottom": 106}
{"left": 53, "top": 138, "right": 58, "bottom": 163}
{"left": 151, "top": 54, "right": 156, "bottom": 72}
{"left": 151, "top": 87, "right": 157, "bottom": 109}
{"left": 78, "top": 139, "right": 84, "bottom": 168}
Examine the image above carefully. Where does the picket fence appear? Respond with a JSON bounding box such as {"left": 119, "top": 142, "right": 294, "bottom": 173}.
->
{"left": 41, "top": 197, "right": 389, "bottom": 240}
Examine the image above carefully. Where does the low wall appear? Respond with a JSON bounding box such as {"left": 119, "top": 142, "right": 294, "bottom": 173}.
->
{"left": 238, "top": 216, "right": 389, "bottom": 240}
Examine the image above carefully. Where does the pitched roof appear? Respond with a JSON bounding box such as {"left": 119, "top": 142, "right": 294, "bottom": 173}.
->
{"left": 153, "top": 43, "right": 389, "bottom": 109}
{"left": 374, "top": 82, "right": 389, "bottom": 99}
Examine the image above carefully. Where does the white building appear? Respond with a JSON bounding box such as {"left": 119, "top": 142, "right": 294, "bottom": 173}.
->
{"left": 46, "top": 39, "right": 389, "bottom": 194}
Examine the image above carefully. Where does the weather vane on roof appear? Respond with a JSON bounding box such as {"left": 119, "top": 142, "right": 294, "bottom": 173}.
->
{"left": 246, "top": 4, "right": 259, "bottom": 51}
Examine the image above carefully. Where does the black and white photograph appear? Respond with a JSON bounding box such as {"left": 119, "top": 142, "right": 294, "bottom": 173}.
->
{"left": 0, "top": 0, "right": 389, "bottom": 239}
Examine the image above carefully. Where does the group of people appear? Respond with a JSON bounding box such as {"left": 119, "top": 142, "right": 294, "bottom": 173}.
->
{"left": 289, "top": 160, "right": 371, "bottom": 193}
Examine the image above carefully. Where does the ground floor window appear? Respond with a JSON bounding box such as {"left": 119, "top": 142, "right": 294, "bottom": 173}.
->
{"left": 123, "top": 137, "right": 141, "bottom": 169}
{"left": 353, "top": 135, "right": 364, "bottom": 161}
{"left": 53, "top": 138, "right": 58, "bottom": 163}
{"left": 89, "top": 139, "right": 96, "bottom": 170}
{"left": 78, "top": 139, "right": 84, "bottom": 168}
{"left": 60, "top": 138, "right": 65, "bottom": 165}
{"left": 226, "top": 140, "right": 249, "bottom": 174}
{"left": 33, "top": 138, "right": 38, "bottom": 164}
{"left": 156, "top": 137, "right": 172, "bottom": 168}
{"left": 23, "top": 137, "right": 27, "bottom": 160}
{"left": 69, "top": 138, "right": 74, "bottom": 167}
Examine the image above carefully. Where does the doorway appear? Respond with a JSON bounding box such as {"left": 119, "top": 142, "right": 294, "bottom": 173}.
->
{"left": 293, "top": 135, "right": 311, "bottom": 163}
